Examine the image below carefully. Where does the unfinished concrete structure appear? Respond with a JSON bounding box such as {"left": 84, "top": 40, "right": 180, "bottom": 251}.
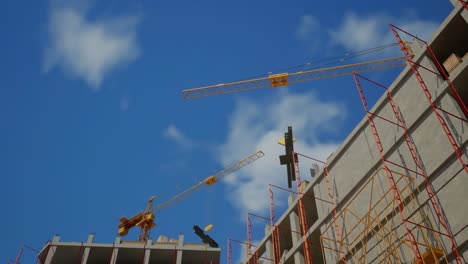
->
{"left": 37, "top": 234, "right": 220, "bottom": 264}
{"left": 241, "top": 1, "right": 468, "bottom": 263}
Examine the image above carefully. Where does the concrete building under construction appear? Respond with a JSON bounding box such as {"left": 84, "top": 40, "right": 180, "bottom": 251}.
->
{"left": 28, "top": 1, "right": 468, "bottom": 264}
{"left": 239, "top": 1, "right": 468, "bottom": 263}
{"left": 37, "top": 234, "right": 220, "bottom": 264}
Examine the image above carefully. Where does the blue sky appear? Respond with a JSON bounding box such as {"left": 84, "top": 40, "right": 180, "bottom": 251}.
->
{"left": 1, "top": 0, "right": 454, "bottom": 262}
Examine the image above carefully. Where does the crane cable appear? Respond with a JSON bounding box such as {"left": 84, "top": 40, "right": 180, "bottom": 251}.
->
{"left": 204, "top": 184, "right": 215, "bottom": 226}
{"left": 237, "top": 43, "right": 400, "bottom": 82}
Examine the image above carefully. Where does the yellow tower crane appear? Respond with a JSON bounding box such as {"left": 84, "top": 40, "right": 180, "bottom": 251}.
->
{"left": 118, "top": 150, "right": 265, "bottom": 241}
{"left": 181, "top": 42, "right": 413, "bottom": 99}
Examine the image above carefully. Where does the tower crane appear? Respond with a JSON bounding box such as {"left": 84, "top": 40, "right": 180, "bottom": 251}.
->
{"left": 118, "top": 150, "right": 265, "bottom": 241}
{"left": 181, "top": 42, "right": 414, "bottom": 99}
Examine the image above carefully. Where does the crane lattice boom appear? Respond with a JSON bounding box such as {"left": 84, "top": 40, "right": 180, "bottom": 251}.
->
{"left": 182, "top": 56, "right": 407, "bottom": 99}
{"left": 118, "top": 150, "right": 265, "bottom": 241}
{"left": 154, "top": 150, "right": 265, "bottom": 211}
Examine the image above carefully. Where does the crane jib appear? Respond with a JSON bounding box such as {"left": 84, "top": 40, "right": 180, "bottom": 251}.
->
{"left": 182, "top": 56, "right": 408, "bottom": 99}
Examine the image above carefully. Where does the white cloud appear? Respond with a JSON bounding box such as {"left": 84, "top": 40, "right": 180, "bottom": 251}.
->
{"left": 43, "top": 3, "right": 140, "bottom": 89}
{"left": 218, "top": 91, "right": 344, "bottom": 217}
{"left": 296, "top": 11, "right": 439, "bottom": 58}
{"left": 328, "top": 12, "right": 439, "bottom": 52}
{"left": 164, "top": 125, "right": 194, "bottom": 150}
{"left": 296, "top": 15, "right": 319, "bottom": 40}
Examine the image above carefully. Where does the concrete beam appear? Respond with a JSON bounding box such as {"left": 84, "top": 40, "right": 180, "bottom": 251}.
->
{"left": 264, "top": 225, "right": 274, "bottom": 261}
{"left": 176, "top": 234, "right": 184, "bottom": 264}
{"left": 109, "top": 237, "right": 121, "bottom": 264}
{"left": 142, "top": 240, "right": 152, "bottom": 264}
{"left": 43, "top": 235, "right": 60, "bottom": 264}
{"left": 80, "top": 233, "right": 94, "bottom": 263}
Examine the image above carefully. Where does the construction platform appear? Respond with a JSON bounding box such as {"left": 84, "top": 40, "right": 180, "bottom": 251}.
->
{"left": 37, "top": 234, "right": 220, "bottom": 264}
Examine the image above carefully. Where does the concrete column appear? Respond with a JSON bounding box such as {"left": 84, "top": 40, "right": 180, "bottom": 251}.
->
{"left": 109, "top": 237, "right": 121, "bottom": 264}
{"left": 81, "top": 233, "right": 95, "bottom": 263}
{"left": 142, "top": 240, "right": 152, "bottom": 264}
{"left": 289, "top": 195, "right": 301, "bottom": 243}
{"left": 176, "top": 234, "right": 184, "bottom": 264}
{"left": 44, "top": 235, "right": 60, "bottom": 264}
{"left": 264, "top": 225, "right": 274, "bottom": 262}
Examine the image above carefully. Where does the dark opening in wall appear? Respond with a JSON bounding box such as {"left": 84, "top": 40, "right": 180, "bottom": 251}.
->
{"left": 430, "top": 13, "right": 468, "bottom": 74}
{"left": 430, "top": 12, "right": 468, "bottom": 114}
{"left": 277, "top": 215, "right": 294, "bottom": 261}
{"left": 301, "top": 185, "right": 324, "bottom": 262}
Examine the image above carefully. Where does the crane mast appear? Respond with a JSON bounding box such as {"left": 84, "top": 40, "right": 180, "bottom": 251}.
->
{"left": 118, "top": 150, "right": 265, "bottom": 241}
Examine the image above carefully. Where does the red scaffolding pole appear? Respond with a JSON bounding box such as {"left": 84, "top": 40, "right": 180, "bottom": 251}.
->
{"left": 12, "top": 245, "right": 24, "bottom": 264}
{"left": 141, "top": 243, "right": 146, "bottom": 264}
{"left": 295, "top": 152, "right": 346, "bottom": 262}
{"left": 269, "top": 188, "right": 281, "bottom": 264}
{"left": 291, "top": 151, "right": 312, "bottom": 263}
{"left": 457, "top": 0, "right": 468, "bottom": 10}
{"left": 75, "top": 242, "right": 84, "bottom": 264}
{"left": 353, "top": 73, "right": 424, "bottom": 263}
{"left": 390, "top": 24, "right": 468, "bottom": 177}
{"left": 246, "top": 212, "right": 252, "bottom": 258}
{"left": 229, "top": 238, "right": 274, "bottom": 264}
{"left": 227, "top": 238, "right": 233, "bottom": 264}
{"left": 246, "top": 212, "right": 273, "bottom": 264}
{"left": 353, "top": 72, "right": 463, "bottom": 263}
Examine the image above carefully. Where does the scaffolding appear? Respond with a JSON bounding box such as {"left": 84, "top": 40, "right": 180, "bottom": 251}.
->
{"left": 8, "top": 244, "right": 39, "bottom": 264}
{"left": 232, "top": 152, "right": 338, "bottom": 264}
{"left": 390, "top": 25, "right": 468, "bottom": 177}
{"left": 234, "top": 22, "right": 467, "bottom": 264}
{"left": 340, "top": 63, "right": 464, "bottom": 263}
{"left": 321, "top": 167, "right": 449, "bottom": 263}
{"left": 296, "top": 152, "right": 346, "bottom": 262}
{"left": 391, "top": 25, "right": 467, "bottom": 263}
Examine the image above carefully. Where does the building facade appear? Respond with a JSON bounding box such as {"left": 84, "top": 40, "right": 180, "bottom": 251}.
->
{"left": 243, "top": 2, "right": 468, "bottom": 263}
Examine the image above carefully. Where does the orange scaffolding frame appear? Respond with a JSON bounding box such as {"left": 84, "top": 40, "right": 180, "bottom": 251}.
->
{"left": 354, "top": 71, "right": 464, "bottom": 263}
{"left": 321, "top": 167, "right": 450, "bottom": 263}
